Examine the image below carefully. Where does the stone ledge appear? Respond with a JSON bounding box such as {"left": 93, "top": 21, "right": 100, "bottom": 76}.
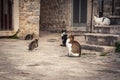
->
{"left": 84, "top": 33, "right": 119, "bottom": 46}
{"left": 85, "top": 33, "right": 119, "bottom": 37}
{"left": 109, "top": 16, "right": 120, "bottom": 19}
{"left": 0, "top": 31, "right": 15, "bottom": 36}
{"left": 81, "top": 43, "right": 115, "bottom": 53}
{"left": 94, "top": 25, "right": 120, "bottom": 34}
{"left": 95, "top": 25, "right": 120, "bottom": 27}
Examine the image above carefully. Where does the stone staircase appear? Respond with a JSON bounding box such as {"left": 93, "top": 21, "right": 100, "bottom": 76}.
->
{"left": 81, "top": 17, "right": 120, "bottom": 53}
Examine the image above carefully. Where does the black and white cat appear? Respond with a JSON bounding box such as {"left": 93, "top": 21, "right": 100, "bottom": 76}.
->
{"left": 94, "top": 15, "right": 111, "bottom": 25}
{"left": 60, "top": 30, "right": 68, "bottom": 47}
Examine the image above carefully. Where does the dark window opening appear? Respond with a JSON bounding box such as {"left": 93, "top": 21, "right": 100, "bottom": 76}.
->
{"left": 0, "top": 0, "right": 13, "bottom": 31}
{"left": 73, "top": 0, "right": 87, "bottom": 27}
{"left": 73, "top": 0, "right": 80, "bottom": 23}
{"left": 99, "top": 0, "right": 104, "bottom": 17}
{"left": 112, "top": 0, "right": 120, "bottom": 15}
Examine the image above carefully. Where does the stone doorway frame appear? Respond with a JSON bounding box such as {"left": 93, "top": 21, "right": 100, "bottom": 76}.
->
{"left": 0, "top": 0, "right": 19, "bottom": 36}
{"left": 67, "top": 0, "right": 93, "bottom": 32}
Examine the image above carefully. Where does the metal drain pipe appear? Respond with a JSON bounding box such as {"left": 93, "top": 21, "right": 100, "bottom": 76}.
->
{"left": 90, "top": 0, "right": 94, "bottom": 33}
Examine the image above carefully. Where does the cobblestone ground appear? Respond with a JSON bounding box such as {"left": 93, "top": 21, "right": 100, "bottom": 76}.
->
{"left": 0, "top": 32, "right": 120, "bottom": 80}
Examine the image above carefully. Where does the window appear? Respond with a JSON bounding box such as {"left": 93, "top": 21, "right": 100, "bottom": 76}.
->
{"left": 73, "top": 0, "right": 87, "bottom": 27}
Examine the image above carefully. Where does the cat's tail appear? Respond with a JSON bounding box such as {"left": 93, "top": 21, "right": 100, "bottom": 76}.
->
{"left": 79, "top": 47, "right": 82, "bottom": 57}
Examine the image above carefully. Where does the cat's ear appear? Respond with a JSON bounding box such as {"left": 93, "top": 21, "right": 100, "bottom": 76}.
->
{"left": 94, "top": 14, "right": 99, "bottom": 17}
{"left": 68, "top": 35, "right": 74, "bottom": 43}
{"left": 94, "top": 15, "right": 97, "bottom": 19}
{"left": 36, "top": 39, "right": 38, "bottom": 42}
{"left": 94, "top": 14, "right": 99, "bottom": 18}
{"left": 32, "top": 33, "right": 35, "bottom": 36}
{"left": 70, "top": 35, "right": 74, "bottom": 40}
{"left": 18, "top": 29, "right": 20, "bottom": 32}
{"left": 61, "top": 29, "right": 67, "bottom": 33}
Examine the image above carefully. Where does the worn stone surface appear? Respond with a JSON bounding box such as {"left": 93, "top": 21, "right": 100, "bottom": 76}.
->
{"left": 0, "top": 32, "right": 120, "bottom": 80}
{"left": 18, "top": 0, "right": 40, "bottom": 38}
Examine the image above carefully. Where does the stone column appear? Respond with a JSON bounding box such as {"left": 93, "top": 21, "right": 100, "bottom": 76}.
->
{"left": 19, "top": 0, "right": 40, "bottom": 38}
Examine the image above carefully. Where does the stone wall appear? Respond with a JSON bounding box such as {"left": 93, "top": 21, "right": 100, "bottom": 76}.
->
{"left": 93, "top": 0, "right": 116, "bottom": 17}
{"left": 103, "top": 0, "right": 113, "bottom": 16}
{"left": 40, "top": 0, "right": 71, "bottom": 32}
{"left": 19, "top": 0, "right": 40, "bottom": 38}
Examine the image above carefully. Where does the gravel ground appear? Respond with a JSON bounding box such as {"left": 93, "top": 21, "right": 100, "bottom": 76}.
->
{"left": 0, "top": 31, "right": 120, "bottom": 80}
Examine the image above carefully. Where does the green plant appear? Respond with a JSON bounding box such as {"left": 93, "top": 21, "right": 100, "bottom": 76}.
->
{"left": 115, "top": 42, "right": 120, "bottom": 53}
{"left": 100, "top": 52, "right": 108, "bottom": 56}
{"left": 9, "top": 29, "right": 20, "bottom": 39}
{"left": 82, "top": 53, "right": 88, "bottom": 55}
{"left": 9, "top": 35, "right": 19, "bottom": 39}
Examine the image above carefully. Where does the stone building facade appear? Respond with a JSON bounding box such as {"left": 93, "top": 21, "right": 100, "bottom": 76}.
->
{"left": 40, "top": 0, "right": 92, "bottom": 32}
{"left": 0, "top": 0, "right": 120, "bottom": 38}
{"left": 40, "top": 0, "right": 120, "bottom": 32}
{"left": 0, "top": 0, "right": 40, "bottom": 38}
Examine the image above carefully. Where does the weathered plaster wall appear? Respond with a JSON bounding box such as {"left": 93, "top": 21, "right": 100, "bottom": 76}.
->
{"left": 19, "top": 0, "right": 40, "bottom": 38}
{"left": 40, "top": 0, "right": 71, "bottom": 32}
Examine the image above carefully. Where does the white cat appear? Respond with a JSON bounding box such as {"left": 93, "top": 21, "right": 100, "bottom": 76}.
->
{"left": 94, "top": 16, "right": 111, "bottom": 25}
{"left": 66, "top": 35, "right": 81, "bottom": 57}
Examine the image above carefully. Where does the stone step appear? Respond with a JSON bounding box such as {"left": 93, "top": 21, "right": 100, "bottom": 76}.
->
{"left": 82, "top": 50, "right": 101, "bottom": 56}
{"left": 94, "top": 25, "right": 120, "bottom": 34}
{"left": 81, "top": 43, "right": 115, "bottom": 53}
{"left": 84, "top": 33, "right": 119, "bottom": 46}
{"left": 68, "top": 31, "right": 85, "bottom": 36}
